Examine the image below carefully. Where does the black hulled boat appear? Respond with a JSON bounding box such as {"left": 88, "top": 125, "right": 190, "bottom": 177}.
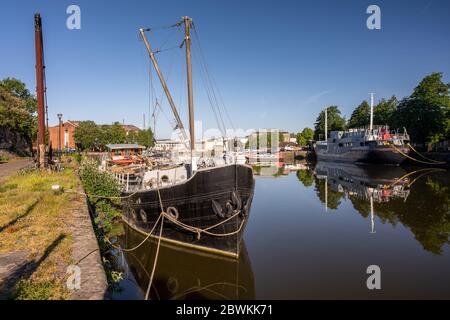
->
{"left": 122, "top": 164, "right": 254, "bottom": 258}
{"left": 121, "top": 18, "right": 255, "bottom": 258}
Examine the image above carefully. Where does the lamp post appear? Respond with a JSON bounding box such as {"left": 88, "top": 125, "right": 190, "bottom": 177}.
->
{"left": 57, "top": 114, "right": 63, "bottom": 160}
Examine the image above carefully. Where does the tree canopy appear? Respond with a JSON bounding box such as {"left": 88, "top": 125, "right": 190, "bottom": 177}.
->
{"left": 137, "top": 129, "right": 154, "bottom": 148}
{"left": 348, "top": 100, "right": 370, "bottom": 128}
{"left": 393, "top": 72, "right": 450, "bottom": 144}
{"left": 374, "top": 96, "right": 397, "bottom": 127}
{"left": 314, "top": 72, "right": 449, "bottom": 146}
{"left": 0, "top": 78, "right": 37, "bottom": 141}
{"left": 74, "top": 121, "right": 102, "bottom": 151}
{"left": 75, "top": 121, "right": 154, "bottom": 151}
{"left": 314, "top": 106, "right": 346, "bottom": 140}
{"left": 296, "top": 127, "right": 314, "bottom": 146}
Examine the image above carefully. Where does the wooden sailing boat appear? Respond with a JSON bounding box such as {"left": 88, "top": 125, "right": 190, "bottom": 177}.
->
{"left": 121, "top": 17, "right": 255, "bottom": 258}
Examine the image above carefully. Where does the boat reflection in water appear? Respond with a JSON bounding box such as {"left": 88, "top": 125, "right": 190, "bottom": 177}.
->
{"left": 120, "top": 223, "right": 255, "bottom": 300}
{"left": 314, "top": 162, "right": 411, "bottom": 203}
{"left": 314, "top": 162, "right": 411, "bottom": 232}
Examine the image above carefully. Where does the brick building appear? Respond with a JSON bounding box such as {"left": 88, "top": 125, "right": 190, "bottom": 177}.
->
{"left": 48, "top": 121, "right": 142, "bottom": 151}
{"left": 48, "top": 120, "right": 80, "bottom": 150}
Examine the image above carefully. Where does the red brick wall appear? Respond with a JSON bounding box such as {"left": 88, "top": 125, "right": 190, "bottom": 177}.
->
{"left": 48, "top": 122, "right": 77, "bottom": 150}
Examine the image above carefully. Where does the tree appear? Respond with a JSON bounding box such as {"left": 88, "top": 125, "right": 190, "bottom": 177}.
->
{"left": 74, "top": 121, "right": 101, "bottom": 151}
{"left": 125, "top": 130, "right": 138, "bottom": 144}
{"left": 106, "top": 122, "right": 126, "bottom": 144}
{"left": 296, "top": 127, "right": 314, "bottom": 146}
{"left": 0, "top": 77, "right": 37, "bottom": 113}
{"left": 393, "top": 72, "right": 450, "bottom": 145}
{"left": 0, "top": 78, "right": 37, "bottom": 143}
{"left": 137, "top": 128, "right": 154, "bottom": 148}
{"left": 246, "top": 130, "right": 279, "bottom": 150}
{"left": 296, "top": 169, "right": 314, "bottom": 187}
{"left": 348, "top": 100, "right": 370, "bottom": 128}
{"left": 374, "top": 96, "right": 397, "bottom": 126}
{"left": 314, "top": 106, "right": 346, "bottom": 140}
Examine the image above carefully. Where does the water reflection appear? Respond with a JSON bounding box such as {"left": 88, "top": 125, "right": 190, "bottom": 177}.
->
{"left": 118, "top": 224, "right": 255, "bottom": 300}
{"left": 309, "top": 162, "right": 450, "bottom": 255}
{"left": 114, "top": 159, "right": 450, "bottom": 299}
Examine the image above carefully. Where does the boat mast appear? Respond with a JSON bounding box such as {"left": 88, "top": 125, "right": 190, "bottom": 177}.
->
{"left": 369, "top": 93, "right": 375, "bottom": 131}
{"left": 324, "top": 107, "right": 328, "bottom": 152}
{"left": 139, "top": 28, "right": 188, "bottom": 142}
{"left": 183, "top": 16, "right": 195, "bottom": 152}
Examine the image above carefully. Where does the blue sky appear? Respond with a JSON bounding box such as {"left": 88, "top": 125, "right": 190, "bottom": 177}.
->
{"left": 1, "top": 0, "right": 449, "bottom": 138}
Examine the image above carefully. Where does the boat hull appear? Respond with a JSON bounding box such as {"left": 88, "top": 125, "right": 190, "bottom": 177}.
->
{"left": 315, "top": 146, "right": 409, "bottom": 165}
{"left": 120, "top": 225, "right": 255, "bottom": 300}
{"left": 121, "top": 164, "right": 255, "bottom": 258}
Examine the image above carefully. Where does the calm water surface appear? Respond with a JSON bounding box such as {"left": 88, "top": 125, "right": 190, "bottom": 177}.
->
{"left": 113, "top": 162, "right": 450, "bottom": 299}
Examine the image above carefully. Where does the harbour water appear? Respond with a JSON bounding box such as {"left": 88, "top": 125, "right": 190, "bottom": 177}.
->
{"left": 112, "top": 162, "right": 450, "bottom": 299}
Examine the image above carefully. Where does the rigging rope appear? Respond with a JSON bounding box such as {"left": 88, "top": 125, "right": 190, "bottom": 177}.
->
{"left": 191, "top": 23, "right": 232, "bottom": 136}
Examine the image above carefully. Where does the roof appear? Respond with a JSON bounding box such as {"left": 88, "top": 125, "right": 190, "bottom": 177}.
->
{"left": 121, "top": 124, "right": 140, "bottom": 132}
{"left": 105, "top": 144, "right": 145, "bottom": 150}
{"left": 66, "top": 120, "right": 81, "bottom": 127}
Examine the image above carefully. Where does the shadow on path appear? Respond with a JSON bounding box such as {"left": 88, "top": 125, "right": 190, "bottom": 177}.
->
{"left": 0, "top": 234, "right": 66, "bottom": 299}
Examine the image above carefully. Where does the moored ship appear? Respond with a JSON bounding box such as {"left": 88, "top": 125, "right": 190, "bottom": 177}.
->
{"left": 314, "top": 126, "right": 410, "bottom": 165}
{"left": 120, "top": 17, "right": 255, "bottom": 258}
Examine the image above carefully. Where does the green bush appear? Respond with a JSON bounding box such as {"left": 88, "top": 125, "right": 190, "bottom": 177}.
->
{"left": 74, "top": 153, "right": 82, "bottom": 163}
{"left": 78, "top": 159, "right": 120, "bottom": 202}
{"left": 78, "top": 158, "right": 123, "bottom": 291}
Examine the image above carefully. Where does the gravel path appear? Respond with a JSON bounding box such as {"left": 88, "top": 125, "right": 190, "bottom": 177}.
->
{"left": 0, "top": 159, "right": 32, "bottom": 182}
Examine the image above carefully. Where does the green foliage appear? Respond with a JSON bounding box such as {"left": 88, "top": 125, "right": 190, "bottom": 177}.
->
{"left": 0, "top": 78, "right": 37, "bottom": 141}
{"left": 296, "top": 127, "right": 314, "bottom": 146}
{"left": 107, "top": 122, "right": 126, "bottom": 144}
{"left": 314, "top": 106, "right": 346, "bottom": 140}
{"left": 74, "top": 121, "right": 101, "bottom": 151}
{"left": 296, "top": 169, "right": 314, "bottom": 187}
{"left": 75, "top": 121, "right": 152, "bottom": 150}
{"left": 125, "top": 130, "right": 138, "bottom": 144}
{"left": 137, "top": 128, "right": 154, "bottom": 147}
{"left": 0, "top": 183, "right": 18, "bottom": 193}
{"left": 78, "top": 158, "right": 123, "bottom": 290}
{"left": 348, "top": 100, "right": 370, "bottom": 128}
{"left": 374, "top": 96, "right": 398, "bottom": 126}
{"left": 78, "top": 159, "right": 120, "bottom": 201}
{"left": 0, "top": 154, "right": 10, "bottom": 163}
{"left": 12, "top": 280, "right": 55, "bottom": 300}
{"left": 0, "top": 78, "right": 37, "bottom": 114}
{"left": 393, "top": 72, "right": 450, "bottom": 144}
{"left": 94, "top": 200, "right": 121, "bottom": 233}
{"left": 246, "top": 131, "right": 281, "bottom": 150}
{"left": 73, "top": 153, "right": 83, "bottom": 163}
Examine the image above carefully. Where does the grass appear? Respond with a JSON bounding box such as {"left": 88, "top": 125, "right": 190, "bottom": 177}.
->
{"left": 0, "top": 160, "right": 80, "bottom": 300}
{"left": 0, "top": 154, "right": 10, "bottom": 163}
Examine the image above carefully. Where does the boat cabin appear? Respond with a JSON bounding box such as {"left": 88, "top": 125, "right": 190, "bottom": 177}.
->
{"left": 106, "top": 144, "right": 146, "bottom": 164}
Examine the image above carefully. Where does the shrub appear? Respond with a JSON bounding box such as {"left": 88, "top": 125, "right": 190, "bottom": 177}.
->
{"left": 78, "top": 159, "right": 120, "bottom": 202}
{"left": 78, "top": 158, "right": 123, "bottom": 291}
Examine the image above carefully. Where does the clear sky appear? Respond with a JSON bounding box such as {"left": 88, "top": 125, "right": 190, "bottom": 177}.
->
{"left": 1, "top": 0, "right": 449, "bottom": 138}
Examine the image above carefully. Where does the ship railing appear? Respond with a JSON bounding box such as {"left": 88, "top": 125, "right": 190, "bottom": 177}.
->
{"left": 113, "top": 172, "right": 144, "bottom": 192}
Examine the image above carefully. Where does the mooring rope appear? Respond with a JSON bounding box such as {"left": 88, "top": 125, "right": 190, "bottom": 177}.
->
{"left": 65, "top": 189, "right": 140, "bottom": 200}
{"left": 407, "top": 168, "right": 445, "bottom": 188}
{"left": 388, "top": 167, "right": 442, "bottom": 187}
{"left": 407, "top": 143, "right": 446, "bottom": 164}
{"left": 388, "top": 142, "right": 446, "bottom": 165}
